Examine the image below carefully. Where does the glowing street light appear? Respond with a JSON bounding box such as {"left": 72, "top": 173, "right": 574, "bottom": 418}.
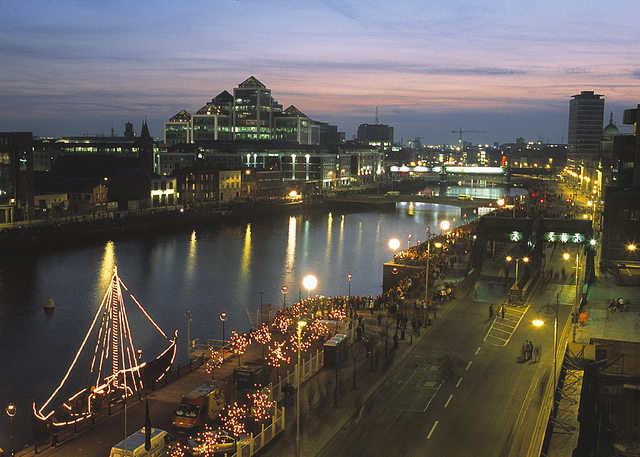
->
{"left": 532, "top": 296, "right": 560, "bottom": 417}
{"left": 440, "top": 219, "right": 451, "bottom": 234}
{"left": 303, "top": 275, "right": 317, "bottom": 298}
{"left": 296, "top": 319, "right": 307, "bottom": 457}
{"left": 506, "top": 256, "right": 529, "bottom": 289}
{"left": 6, "top": 403, "right": 15, "bottom": 456}
{"left": 347, "top": 274, "right": 352, "bottom": 297}
{"left": 564, "top": 249, "right": 581, "bottom": 342}
{"left": 389, "top": 238, "right": 400, "bottom": 256}
{"left": 220, "top": 312, "right": 228, "bottom": 357}
{"left": 281, "top": 286, "right": 288, "bottom": 309}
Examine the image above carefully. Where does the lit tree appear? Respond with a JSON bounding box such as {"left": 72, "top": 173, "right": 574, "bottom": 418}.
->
{"left": 229, "top": 331, "right": 250, "bottom": 366}
{"left": 222, "top": 402, "right": 248, "bottom": 437}
{"left": 329, "top": 306, "right": 346, "bottom": 321}
{"left": 266, "top": 340, "right": 290, "bottom": 379}
{"left": 250, "top": 323, "right": 272, "bottom": 360}
{"left": 308, "top": 319, "right": 329, "bottom": 340}
{"left": 250, "top": 388, "right": 274, "bottom": 423}
{"left": 206, "top": 348, "right": 224, "bottom": 380}
{"left": 273, "top": 314, "right": 293, "bottom": 334}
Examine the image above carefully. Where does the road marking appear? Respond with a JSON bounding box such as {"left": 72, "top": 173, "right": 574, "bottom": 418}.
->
{"left": 427, "top": 421, "right": 439, "bottom": 439}
{"left": 456, "top": 377, "right": 463, "bottom": 387}
{"left": 466, "top": 361, "right": 472, "bottom": 371}
{"left": 475, "top": 346, "right": 481, "bottom": 355}
{"left": 444, "top": 394, "right": 453, "bottom": 408}
{"left": 484, "top": 304, "right": 530, "bottom": 346}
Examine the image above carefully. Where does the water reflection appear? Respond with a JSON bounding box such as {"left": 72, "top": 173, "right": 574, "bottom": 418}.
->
{"left": 241, "top": 223, "right": 252, "bottom": 279}
{"left": 97, "top": 241, "right": 116, "bottom": 305}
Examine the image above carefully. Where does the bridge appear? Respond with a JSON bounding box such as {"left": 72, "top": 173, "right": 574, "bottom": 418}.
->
{"left": 388, "top": 165, "right": 557, "bottom": 187}
{"left": 329, "top": 194, "right": 498, "bottom": 210}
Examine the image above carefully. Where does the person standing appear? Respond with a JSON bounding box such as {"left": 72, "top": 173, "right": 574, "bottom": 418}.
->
{"left": 489, "top": 304, "right": 494, "bottom": 319}
{"left": 501, "top": 305, "right": 505, "bottom": 319}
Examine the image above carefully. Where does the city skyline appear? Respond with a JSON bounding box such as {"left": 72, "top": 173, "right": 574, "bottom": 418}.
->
{"left": 1, "top": 0, "right": 639, "bottom": 145}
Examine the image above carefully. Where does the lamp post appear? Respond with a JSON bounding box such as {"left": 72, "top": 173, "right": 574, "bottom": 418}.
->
{"left": 423, "top": 231, "right": 442, "bottom": 326}
{"left": 296, "top": 319, "right": 307, "bottom": 457}
{"left": 532, "top": 295, "right": 560, "bottom": 417}
{"left": 563, "top": 249, "right": 580, "bottom": 342}
{"left": 281, "top": 286, "right": 288, "bottom": 309}
{"left": 185, "top": 310, "right": 192, "bottom": 358}
{"left": 6, "top": 403, "right": 15, "bottom": 457}
{"left": 347, "top": 274, "right": 352, "bottom": 297}
{"left": 219, "top": 312, "right": 227, "bottom": 357}
{"left": 407, "top": 233, "right": 412, "bottom": 249}
{"left": 388, "top": 238, "right": 400, "bottom": 257}
{"left": 303, "top": 275, "right": 317, "bottom": 299}
{"left": 506, "top": 256, "right": 529, "bottom": 289}
{"left": 439, "top": 219, "right": 450, "bottom": 235}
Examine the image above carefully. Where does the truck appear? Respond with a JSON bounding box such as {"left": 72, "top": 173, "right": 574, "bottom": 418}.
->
{"left": 233, "top": 362, "right": 273, "bottom": 391}
{"left": 109, "top": 427, "right": 175, "bottom": 457}
{"left": 172, "top": 381, "right": 228, "bottom": 432}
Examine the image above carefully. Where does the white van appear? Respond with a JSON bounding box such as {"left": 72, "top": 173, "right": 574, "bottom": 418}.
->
{"left": 109, "top": 428, "right": 175, "bottom": 457}
{"left": 385, "top": 191, "right": 400, "bottom": 197}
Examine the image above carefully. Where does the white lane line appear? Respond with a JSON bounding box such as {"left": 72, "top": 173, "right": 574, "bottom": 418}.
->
{"left": 466, "top": 361, "right": 472, "bottom": 371}
{"left": 427, "top": 421, "right": 439, "bottom": 439}
{"left": 444, "top": 394, "right": 453, "bottom": 408}
{"left": 456, "top": 377, "right": 463, "bottom": 388}
{"left": 475, "top": 346, "right": 481, "bottom": 355}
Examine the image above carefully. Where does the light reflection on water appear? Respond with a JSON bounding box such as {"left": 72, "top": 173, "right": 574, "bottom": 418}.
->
{"left": 0, "top": 193, "right": 505, "bottom": 448}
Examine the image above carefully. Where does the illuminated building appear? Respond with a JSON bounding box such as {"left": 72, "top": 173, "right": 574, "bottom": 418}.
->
{"left": 0, "top": 132, "right": 34, "bottom": 223}
{"left": 164, "top": 77, "right": 339, "bottom": 147}
{"left": 568, "top": 91, "right": 605, "bottom": 171}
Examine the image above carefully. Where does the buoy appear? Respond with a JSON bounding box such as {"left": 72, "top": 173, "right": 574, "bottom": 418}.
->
{"left": 43, "top": 297, "right": 54, "bottom": 309}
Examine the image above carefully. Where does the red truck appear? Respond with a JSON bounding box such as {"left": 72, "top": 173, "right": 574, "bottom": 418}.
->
{"left": 172, "top": 381, "right": 229, "bottom": 432}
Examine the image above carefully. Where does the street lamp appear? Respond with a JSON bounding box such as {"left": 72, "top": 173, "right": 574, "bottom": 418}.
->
{"left": 439, "top": 219, "right": 450, "bottom": 235}
{"left": 388, "top": 238, "right": 400, "bottom": 256}
{"left": 563, "top": 249, "right": 580, "bottom": 342}
{"left": 281, "top": 286, "right": 288, "bottom": 309}
{"left": 407, "top": 233, "right": 412, "bottom": 249}
{"left": 6, "top": 403, "right": 15, "bottom": 457}
{"left": 219, "top": 312, "right": 227, "bottom": 357}
{"left": 296, "top": 319, "right": 307, "bottom": 457}
{"left": 185, "top": 310, "right": 192, "bottom": 358}
{"left": 303, "top": 275, "right": 317, "bottom": 299}
{"left": 506, "top": 256, "right": 529, "bottom": 289}
{"left": 347, "top": 274, "right": 352, "bottom": 297}
{"left": 532, "top": 296, "right": 560, "bottom": 417}
{"left": 424, "top": 234, "right": 442, "bottom": 326}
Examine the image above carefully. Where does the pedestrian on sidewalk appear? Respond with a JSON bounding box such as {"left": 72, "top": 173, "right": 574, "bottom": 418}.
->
{"left": 393, "top": 332, "right": 399, "bottom": 350}
{"left": 501, "top": 305, "right": 505, "bottom": 319}
{"left": 489, "top": 304, "right": 494, "bottom": 319}
{"left": 534, "top": 344, "right": 541, "bottom": 362}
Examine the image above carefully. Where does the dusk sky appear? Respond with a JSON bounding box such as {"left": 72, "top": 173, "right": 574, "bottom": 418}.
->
{"left": 2, "top": 0, "right": 639, "bottom": 145}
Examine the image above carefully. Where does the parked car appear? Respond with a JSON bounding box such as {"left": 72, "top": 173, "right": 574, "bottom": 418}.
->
{"left": 186, "top": 430, "right": 238, "bottom": 456}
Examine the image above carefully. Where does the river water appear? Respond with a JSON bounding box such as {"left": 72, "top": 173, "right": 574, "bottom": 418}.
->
{"left": 0, "top": 184, "right": 521, "bottom": 449}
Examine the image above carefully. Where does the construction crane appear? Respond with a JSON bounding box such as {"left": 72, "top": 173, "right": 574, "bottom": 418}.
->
{"left": 452, "top": 127, "right": 489, "bottom": 144}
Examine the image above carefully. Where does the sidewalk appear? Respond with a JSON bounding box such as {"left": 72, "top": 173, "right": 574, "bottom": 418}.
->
{"left": 576, "top": 267, "right": 640, "bottom": 344}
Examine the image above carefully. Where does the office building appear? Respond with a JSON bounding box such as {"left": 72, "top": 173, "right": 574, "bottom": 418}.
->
{"left": 164, "top": 77, "right": 339, "bottom": 147}
{"left": 568, "top": 91, "right": 605, "bottom": 170}
{"left": 0, "top": 132, "right": 34, "bottom": 223}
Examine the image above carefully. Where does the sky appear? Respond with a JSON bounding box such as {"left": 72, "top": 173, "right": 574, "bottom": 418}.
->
{"left": 1, "top": 0, "right": 640, "bottom": 145}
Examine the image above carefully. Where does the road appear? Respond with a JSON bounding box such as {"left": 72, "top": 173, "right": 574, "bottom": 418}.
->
{"left": 317, "top": 246, "right": 576, "bottom": 457}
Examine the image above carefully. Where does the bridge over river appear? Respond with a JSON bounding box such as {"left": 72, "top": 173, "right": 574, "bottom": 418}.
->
{"left": 328, "top": 194, "right": 499, "bottom": 212}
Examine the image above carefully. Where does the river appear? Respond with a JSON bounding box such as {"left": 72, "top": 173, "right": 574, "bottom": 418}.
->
{"left": 0, "top": 183, "right": 523, "bottom": 450}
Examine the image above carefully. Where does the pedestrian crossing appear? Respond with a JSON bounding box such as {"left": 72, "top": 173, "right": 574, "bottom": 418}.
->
{"left": 484, "top": 304, "right": 529, "bottom": 346}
